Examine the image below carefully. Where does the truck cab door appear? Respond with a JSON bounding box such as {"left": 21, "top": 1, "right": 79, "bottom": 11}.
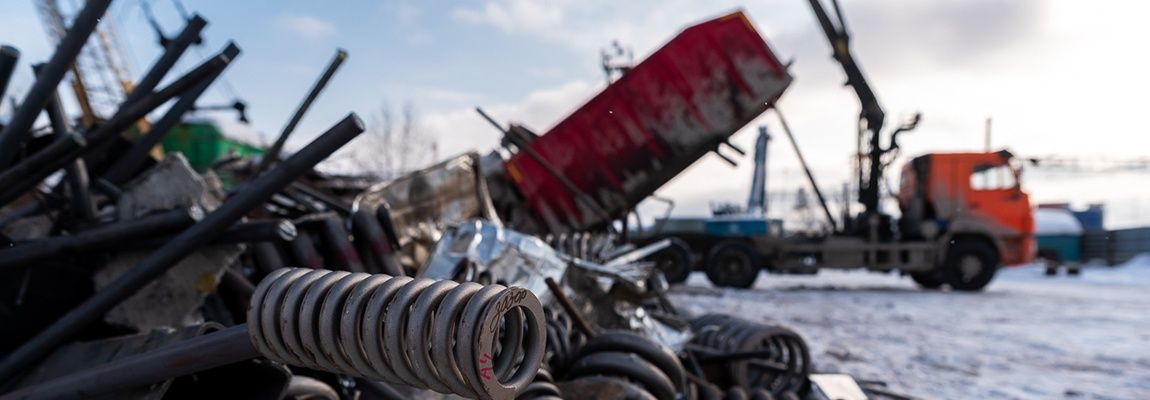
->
{"left": 965, "top": 159, "right": 1033, "bottom": 264}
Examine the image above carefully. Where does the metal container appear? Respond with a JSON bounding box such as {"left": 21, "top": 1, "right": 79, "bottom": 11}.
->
{"left": 504, "top": 11, "right": 792, "bottom": 232}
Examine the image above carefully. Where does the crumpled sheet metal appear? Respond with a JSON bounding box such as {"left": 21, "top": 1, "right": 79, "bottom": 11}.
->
{"left": 421, "top": 220, "right": 691, "bottom": 351}
{"left": 352, "top": 152, "right": 499, "bottom": 269}
{"left": 420, "top": 220, "right": 564, "bottom": 305}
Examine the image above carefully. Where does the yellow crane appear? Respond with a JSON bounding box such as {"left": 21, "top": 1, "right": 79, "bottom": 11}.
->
{"left": 33, "top": 0, "right": 143, "bottom": 131}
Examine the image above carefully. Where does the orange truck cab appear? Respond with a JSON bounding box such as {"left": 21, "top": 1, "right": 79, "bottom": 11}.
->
{"left": 898, "top": 150, "right": 1036, "bottom": 286}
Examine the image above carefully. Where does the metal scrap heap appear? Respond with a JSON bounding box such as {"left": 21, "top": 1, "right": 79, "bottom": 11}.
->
{"left": 0, "top": 2, "right": 829, "bottom": 400}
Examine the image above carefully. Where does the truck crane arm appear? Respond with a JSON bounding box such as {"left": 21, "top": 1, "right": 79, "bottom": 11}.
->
{"left": 807, "top": 0, "right": 885, "bottom": 134}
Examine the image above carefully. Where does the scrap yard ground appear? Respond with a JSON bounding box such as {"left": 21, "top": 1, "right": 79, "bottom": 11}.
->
{"left": 671, "top": 259, "right": 1150, "bottom": 400}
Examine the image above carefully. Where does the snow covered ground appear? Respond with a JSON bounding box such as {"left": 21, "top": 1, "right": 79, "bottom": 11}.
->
{"left": 669, "top": 256, "right": 1150, "bottom": 400}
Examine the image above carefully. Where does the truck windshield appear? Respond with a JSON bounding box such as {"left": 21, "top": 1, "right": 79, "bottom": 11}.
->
{"left": 971, "top": 163, "right": 1017, "bottom": 191}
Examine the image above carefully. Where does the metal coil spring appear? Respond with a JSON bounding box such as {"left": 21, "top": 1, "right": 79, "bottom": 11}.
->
{"left": 543, "top": 307, "right": 587, "bottom": 371}
{"left": 689, "top": 314, "right": 810, "bottom": 396}
{"left": 692, "top": 383, "right": 778, "bottom": 400}
{"left": 562, "top": 331, "right": 687, "bottom": 400}
{"left": 248, "top": 268, "right": 546, "bottom": 400}
{"left": 516, "top": 367, "right": 563, "bottom": 400}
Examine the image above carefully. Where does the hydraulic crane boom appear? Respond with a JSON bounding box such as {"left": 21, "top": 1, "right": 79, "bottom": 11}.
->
{"left": 807, "top": 0, "right": 886, "bottom": 218}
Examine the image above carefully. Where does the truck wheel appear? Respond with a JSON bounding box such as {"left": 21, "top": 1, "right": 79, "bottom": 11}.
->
{"left": 942, "top": 239, "right": 999, "bottom": 291}
{"left": 648, "top": 238, "right": 693, "bottom": 284}
{"left": 705, "top": 241, "right": 759, "bottom": 289}
{"left": 910, "top": 270, "right": 944, "bottom": 290}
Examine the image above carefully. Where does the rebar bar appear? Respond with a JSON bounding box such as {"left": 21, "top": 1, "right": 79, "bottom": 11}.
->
{"left": 0, "top": 0, "right": 113, "bottom": 168}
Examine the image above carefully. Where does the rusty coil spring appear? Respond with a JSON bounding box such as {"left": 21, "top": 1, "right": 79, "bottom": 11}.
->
{"left": 562, "top": 331, "right": 687, "bottom": 400}
{"left": 515, "top": 367, "right": 563, "bottom": 400}
{"left": 690, "top": 314, "right": 810, "bottom": 396}
{"left": 248, "top": 268, "right": 546, "bottom": 400}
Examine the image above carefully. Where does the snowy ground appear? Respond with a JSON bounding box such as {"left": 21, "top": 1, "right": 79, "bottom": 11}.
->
{"left": 668, "top": 256, "right": 1150, "bottom": 400}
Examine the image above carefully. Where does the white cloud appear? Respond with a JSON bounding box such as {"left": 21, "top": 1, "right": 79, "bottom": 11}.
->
{"left": 452, "top": 0, "right": 566, "bottom": 34}
{"left": 419, "top": 79, "right": 599, "bottom": 158}
{"left": 275, "top": 14, "right": 337, "bottom": 42}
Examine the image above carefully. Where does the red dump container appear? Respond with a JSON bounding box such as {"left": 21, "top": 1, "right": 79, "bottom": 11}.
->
{"left": 504, "top": 11, "right": 792, "bottom": 232}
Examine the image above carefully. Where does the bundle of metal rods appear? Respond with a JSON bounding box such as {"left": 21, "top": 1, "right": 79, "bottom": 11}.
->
{"left": 0, "top": 1, "right": 476, "bottom": 397}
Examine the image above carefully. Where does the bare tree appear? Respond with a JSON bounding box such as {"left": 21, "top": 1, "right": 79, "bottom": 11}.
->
{"left": 348, "top": 100, "right": 438, "bottom": 180}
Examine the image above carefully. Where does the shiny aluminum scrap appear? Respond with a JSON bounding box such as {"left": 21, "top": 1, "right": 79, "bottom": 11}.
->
{"left": 354, "top": 152, "right": 502, "bottom": 270}
{"left": 419, "top": 219, "right": 691, "bottom": 351}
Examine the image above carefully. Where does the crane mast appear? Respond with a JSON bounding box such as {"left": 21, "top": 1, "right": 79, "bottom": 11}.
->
{"left": 807, "top": 0, "right": 886, "bottom": 221}
{"left": 33, "top": 0, "right": 136, "bottom": 128}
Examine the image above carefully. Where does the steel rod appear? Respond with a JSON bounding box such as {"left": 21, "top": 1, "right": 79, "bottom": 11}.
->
{"left": 256, "top": 48, "right": 347, "bottom": 174}
{"left": 0, "top": 206, "right": 203, "bottom": 272}
{"left": 0, "top": 0, "right": 113, "bottom": 168}
{"left": 350, "top": 209, "right": 403, "bottom": 276}
{"left": 121, "top": 15, "right": 208, "bottom": 107}
{"left": 0, "top": 44, "right": 238, "bottom": 206}
{"left": 288, "top": 181, "right": 351, "bottom": 215}
{"left": 298, "top": 215, "right": 364, "bottom": 272}
{"left": 545, "top": 277, "right": 598, "bottom": 337}
{"left": 124, "top": 219, "right": 296, "bottom": 249}
{"left": 103, "top": 43, "right": 238, "bottom": 184}
{"left": 250, "top": 242, "right": 286, "bottom": 277}
{"left": 774, "top": 108, "right": 837, "bottom": 232}
{"left": 36, "top": 64, "right": 95, "bottom": 221}
{"left": 0, "top": 45, "right": 19, "bottom": 106}
{"left": 0, "top": 325, "right": 257, "bottom": 400}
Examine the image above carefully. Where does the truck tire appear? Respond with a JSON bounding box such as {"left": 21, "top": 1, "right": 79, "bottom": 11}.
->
{"left": 648, "top": 238, "right": 693, "bottom": 284}
{"left": 942, "top": 239, "right": 999, "bottom": 291}
{"left": 705, "top": 241, "right": 759, "bottom": 289}
{"left": 910, "top": 270, "right": 944, "bottom": 290}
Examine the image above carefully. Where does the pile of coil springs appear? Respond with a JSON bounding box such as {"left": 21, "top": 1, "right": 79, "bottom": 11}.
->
{"left": 515, "top": 308, "right": 811, "bottom": 400}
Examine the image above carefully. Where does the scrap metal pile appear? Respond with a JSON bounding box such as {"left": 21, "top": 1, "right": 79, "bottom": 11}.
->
{"left": 0, "top": 2, "right": 833, "bottom": 400}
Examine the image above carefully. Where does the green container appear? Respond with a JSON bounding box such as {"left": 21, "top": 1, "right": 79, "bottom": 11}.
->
{"left": 161, "top": 121, "right": 265, "bottom": 188}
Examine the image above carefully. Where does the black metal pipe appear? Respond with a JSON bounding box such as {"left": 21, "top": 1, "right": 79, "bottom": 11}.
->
{"left": 121, "top": 15, "right": 208, "bottom": 107}
{"left": 36, "top": 64, "right": 96, "bottom": 221}
{"left": 103, "top": 44, "right": 237, "bottom": 185}
{"left": 214, "top": 219, "right": 297, "bottom": 243}
{"left": 124, "top": 219, "right": 297, "bottom": 249}
{"left": 0, "top": 114, "right": 364, "bottom": 384}
{"left": 375, "top": 205, "right": 401, "bottom": 251}
{"left": 287, "top": 233, "right": 324, "bottom": 269}
{"left": 0, "top": 325, "right": 257, "bottom": 400}
{"left": 350, "top": 209, "right": 403, "bottom": 276}
{"left": 0, "top": 133, "right": 85, "bottom": 206}
{"left": 220, "top": 267, "right": 255, "bottom": 300}
{"left": 88, "top": 43, "right": 239, "bottom": 146}
{"left": 0, "top": 45, "right": 19, "bottom": 107}
{"left": 0, "top": 0, "right": 113, "bottom": 168}
{"left": 0, "top": 207, "right": 204, "bottom": 272}
{"left": 299, "top": 215, "right": 364, "bottom": 272}
{"left": 288, "top": 182, "right": 350, "bottom": 215}
{"left": 250, "top": 242, "right": 286, "bottom": 277}
{"left": 256, "top": 48, "right": 347, "bottom": 174}
{"left": 0, "top": 43, "right": 238, "bottom": 206}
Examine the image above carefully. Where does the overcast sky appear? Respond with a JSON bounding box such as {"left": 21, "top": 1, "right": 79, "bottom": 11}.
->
{"left": 3, "top": 0, "right": 1148, "bottom": 228}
